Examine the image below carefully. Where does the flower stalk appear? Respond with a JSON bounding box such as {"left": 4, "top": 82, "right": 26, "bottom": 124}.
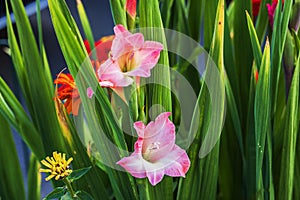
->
{"left": 63, "top": 178, "right": 76, "bottom": 199}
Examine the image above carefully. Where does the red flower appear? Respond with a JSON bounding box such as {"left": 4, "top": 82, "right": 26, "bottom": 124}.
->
{"left": 126, "top": 0, "right": 136, "bottom": 19}
{"left": 252, "top": 0, "right": 284, "bottom": 18}
{"left": 54, "top": 35, "right": 114, "bottom": 115}
{"left": 84, "top": 35, "right": 114, "bottom": 62}
{"left": 252, "top": 0, "right": 261, "bottom": 17}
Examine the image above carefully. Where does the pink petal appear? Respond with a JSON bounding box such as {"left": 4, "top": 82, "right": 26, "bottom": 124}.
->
{"left": 87, "top": 87, "right": 94, "bottom": 98}
{"left": 111, "top": 36, "right": 132, "bottom": 60}
{"left": 126, "top": 33, "right": 144, "bottom": 49}
{"left": 133, "top": 121, "right": 146, "bottom": 137}
{"left": 142, "top": 112, "right": 176, "bottom": 162}
{"left": 125, "top": 41, "right": 164, "bottom": 77}
{"left": 114, "top": 24, "right": 130, "bottom": 36}
{"left": 116, "top": 153, "right": 146, "bottom": 178}
{"left": 99, "top": 80, "right": 114, "bottom": 87}
{"left": 144, "top": 112, "right": 174, "bottom": 140}
{"left": 267, "top": 2, "right": 278, "bottom": 27}
{"left": 146, "top": 169, "right": 165, "bottom": 186}
{"left": 164, "top": 145, "right": 190, "bottom": 177}
{"left": 98, "top": 59, "right": 134, "bottom": 87}
{"left": 111, "top": 33, "right": 144, "bottom": 60}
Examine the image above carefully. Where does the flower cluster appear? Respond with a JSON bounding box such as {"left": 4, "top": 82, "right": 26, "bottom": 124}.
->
{"left": 53, "top": 25, "right": 189, "bottom": 186}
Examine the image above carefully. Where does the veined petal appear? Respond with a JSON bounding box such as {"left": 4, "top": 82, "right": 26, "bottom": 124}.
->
{"left": 114, "top": 24, "right": 130, "bottom": 36}
{"left": 133, "top": 121, "right": 146, "bottom": 137}
{"left": 163, "top": 145, "right": 190, "bottom": 177}
{"left": 145, "top": 169, "right": 165, "bottom": 186}
{"left": 126, "top": 33, "right": 144, "bottom": 49}
{"left": 142, "top": 112, "right": 175, "bottom": 162}
{"left": 98, "top": 59, "right": 134, "bottom": 87}
{"left": 125, "top": 41, "right": 163, "bottom": 77}
{"left": 116, "top": 153, "right": 146, "bottom": 178}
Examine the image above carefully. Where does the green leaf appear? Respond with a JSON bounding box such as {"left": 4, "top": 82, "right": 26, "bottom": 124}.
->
{"left": 109, "top": 0, "right": 127, "bottom": 27}
{"left": 271, "top": 0, "right": 293, "bottom": 113}
{"left": 27, "top": 154, "right": 41, "bottom": 200}
{"left": 60, "top": 192, "right": 72, "bottom": 200}
{"left": 187, "top": 0, "right": 203, "bottom": 42}
{"left": 224, "top": 9, "right": 240, "bottom": 103}
{"left": 177, "top": 0, "right": 226, "bottom": 199}
{"left": 139, "top": 0, "right": 173, "bottom": 198}
{"left": 8, "top": 0, "right": 66, "bottom": 155}
{"left": 0, "top": 78, "right": 44, "bottom": 159}
{"left": 139, "top": 0, "right": 173, "bottom": 118}
{"left": 255, "top": 0, "right": 271, "bottom": 42}
{"left": 203, "top": 0, "right": 219, "bottom": 51}
{"left": 76, "top": 191, "right": 95, "bottom": 200}
{"left": 0, "top": 115, "right": 26, "bottom": 200}
{"left": 76, "top": 0, "right": 96, "bottom": 59}
{"left": 161, "top": 0, "right": 174, "bottom": 29}
{"left": 246, "top": 11, "right": 262, "bottom": 69}
{"left": 44, "top": 187, "right": 66, "bottom": 200}
{"left": 254, "top": 39, "right": 271, "bottom": 196}
{"left": 245, "top": 64, "right": 258, "bottom": 199}
{"left": 68, "top": 167, "right": 92, "bottom": 182}
{"left": 278, "top": 51, "right": 300, "bottom": 200}
{"left": 54, "top": 98, "right": 110, "bottom": 198}
{"left": 232, "top": 0, "right": 253, "bottom": 128}
{"left": 224, "top": 76, "right": 245, "bottom": 160}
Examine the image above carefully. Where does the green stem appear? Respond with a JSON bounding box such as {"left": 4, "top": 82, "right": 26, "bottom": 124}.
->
{"left": 63, "top": 178, "right": 76, "bottom": 199}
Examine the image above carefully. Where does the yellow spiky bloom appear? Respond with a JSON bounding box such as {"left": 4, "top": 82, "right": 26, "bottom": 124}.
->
{"left": 39, "top": 151, "right": 73, "bottom": 181}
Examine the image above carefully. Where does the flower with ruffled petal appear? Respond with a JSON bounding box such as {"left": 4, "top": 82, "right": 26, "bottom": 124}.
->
{"left": 98, "top": 24, "right": 164, "bottom": 87}
{"left": 39, "top": 151, "right": 73, "bottom": 181}
{"left": 117, "top": 112, "right": 190, "bottom": 186}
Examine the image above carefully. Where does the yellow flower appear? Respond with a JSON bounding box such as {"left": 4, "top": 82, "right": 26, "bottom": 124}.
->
{"left": 39, "top": 151, "right": 73, "bottom": 181}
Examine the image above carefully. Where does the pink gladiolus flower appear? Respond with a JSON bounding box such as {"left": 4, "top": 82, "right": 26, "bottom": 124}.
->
{"left": 117, "top": 112, "right": 190, "bottom": 186}
{"left": 126, "top": 0, "right": 136, "bottom": 19}
{"left": 98, "top": 24, "right": 164, "bottom": 88}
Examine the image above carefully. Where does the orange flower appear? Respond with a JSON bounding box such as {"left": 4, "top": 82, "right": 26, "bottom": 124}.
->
{"left": 54, "top": 73, "right": 81, "bottom": 116}
{"left": 54, "top": 35, "right": 114, "bottom": 115}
